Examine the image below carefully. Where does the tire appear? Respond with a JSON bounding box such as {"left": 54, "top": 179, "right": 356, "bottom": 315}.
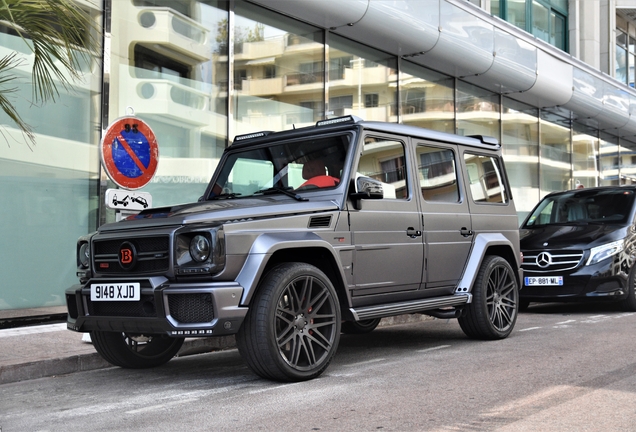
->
{"left": 341, "top": 318, "right": 381, "bottom": 334}
{"left": 458, "top": 255, "right": 518, "bottom": 340}
{"left": 236, "top": 262, "right": 341, "bottom": 382}
{"left": 621, "top": 266, "right": 636, "bottom": 311}
{"left": 90, "top": 331, "right": 184, "bottom": 368}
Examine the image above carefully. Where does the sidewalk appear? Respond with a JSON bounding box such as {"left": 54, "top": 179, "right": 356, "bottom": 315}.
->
{"left": 0, "top": 315, "right": 430, "bottom": 385}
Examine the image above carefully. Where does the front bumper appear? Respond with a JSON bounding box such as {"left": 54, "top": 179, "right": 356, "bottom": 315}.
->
{"left": 65, "top": 276, "right": 247, "bottom": 337}
{"left": 520, "top": 256, "right": 630, "bottom": 302}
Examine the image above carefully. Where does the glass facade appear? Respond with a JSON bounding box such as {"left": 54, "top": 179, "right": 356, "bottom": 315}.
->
{"left": 1, "top": 0, "right": 635, "bottom": 312}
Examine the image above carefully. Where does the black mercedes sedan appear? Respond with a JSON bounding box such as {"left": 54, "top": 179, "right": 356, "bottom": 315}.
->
{"left": 519, "top": 186, "right": 636, "bottom": 310}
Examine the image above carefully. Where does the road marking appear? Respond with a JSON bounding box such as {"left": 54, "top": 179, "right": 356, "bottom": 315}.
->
{"left": 416, "top": 345, "right": 451, "bottom": 353}
{"left": 344, "top": 358, "right": 386, "bottom": 367}
{"left": 125, "top": 397, "right": 199, "bottom": 414}
{"left": 519, "top": 327, "right": 542, "bottom": 332}
{"left": 555, "top": 320, "right": 576, "bottom": 325}
{"left": 0, "top": 323, "right": 67, "bottom": 338}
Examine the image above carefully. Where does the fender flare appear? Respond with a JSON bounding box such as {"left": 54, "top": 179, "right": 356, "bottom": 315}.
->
{"left": 456, "top": 233, "right": 522, "bottom": 294}
{"left": 235, "top": 232, "right": 348, "bottom": 305}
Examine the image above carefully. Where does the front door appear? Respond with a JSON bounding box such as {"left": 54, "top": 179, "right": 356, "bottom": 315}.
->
{"left": 348, "top": 134, "right": 424, "bottom": 298}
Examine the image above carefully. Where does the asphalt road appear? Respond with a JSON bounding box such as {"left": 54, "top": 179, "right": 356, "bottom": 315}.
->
{"left": 2, "top": 302, "right": 635, "bottom": 431}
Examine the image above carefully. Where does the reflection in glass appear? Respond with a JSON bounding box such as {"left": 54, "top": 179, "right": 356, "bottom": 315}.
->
{"left": 109, "top": 1, "right": 228, "bottom": 208}
{"left": 572, "top": 124, "right": 598, "bottom": 189}
{"left": 508, "top": 0, "right": 526, "bottom": 28}
{"left": 619, "top": 139, "right": 636, "bottom": 185}
{"left": 532, "top": 1, "right": 549, "bottom": 43}
{"left": 232, "top": 2, "right": 324, "bottom": 134}
{"left": 600, "top": 133, "right": 619, "bottom": 186}
{"left": 502, "top": 97, "right": 539, "bottom": 221}
{"left": 540, "top": 111, "right": 571, "bottom": 196}
{"left": 328, "top": 35, "right": 397, "bottom": 122}
{"left": 456, "top": 81, "right": 500, "bottom": 139}
{"left": 400, "top": 61, "right": 455, "bottom": 134}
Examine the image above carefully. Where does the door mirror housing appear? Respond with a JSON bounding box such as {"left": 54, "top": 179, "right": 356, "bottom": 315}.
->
{"left": 350, "top": 176, "right": 384, "bottom": 209}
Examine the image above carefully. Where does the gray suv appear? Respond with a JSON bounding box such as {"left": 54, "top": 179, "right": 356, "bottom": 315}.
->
{"left": 66, "top": 116, "right": 522, "bottom": 382}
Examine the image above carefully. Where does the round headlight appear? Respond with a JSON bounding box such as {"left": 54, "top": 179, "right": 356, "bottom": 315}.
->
{"left": 79, "top": 242, "right": 90, "bottom": 268}
{"left": 190, "top": 235, "right": 210, "bottom": 262}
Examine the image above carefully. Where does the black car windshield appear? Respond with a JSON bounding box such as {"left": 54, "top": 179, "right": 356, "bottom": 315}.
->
{"left": 206, "top": 133, "right": 351, "bottom": 200}
{"left": 523, "top": 189, "right": 635, "bottom": 227}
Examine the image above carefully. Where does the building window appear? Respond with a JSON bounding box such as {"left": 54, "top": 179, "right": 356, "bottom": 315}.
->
{"left": 492, "top": 0, "right": 567, "bottom": 52}
{"left": 616, "top": 28, "right": 634, "bottom": 87}
{"left": 365, "top": 93, "right": 379, "bottom": 108}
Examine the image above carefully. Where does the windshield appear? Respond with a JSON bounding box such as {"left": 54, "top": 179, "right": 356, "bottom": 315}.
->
{"left": 206, "top": 133, "right": 352, "bottom": 200}
{"left": 523, "top": 189, "right": 635, "bottom": 227}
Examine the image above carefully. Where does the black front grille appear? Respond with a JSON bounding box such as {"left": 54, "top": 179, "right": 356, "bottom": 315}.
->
{"left": 87, "top": 294, "right": 157, "bottom": 317}
{"left": 168, "top": 294, "right": 215, "bottom": 323}
{"left": 522, "top": 250, "right": 584, "bottom": 273}
{"left": 93, "top": 236, "right": 170, "bottom": 274}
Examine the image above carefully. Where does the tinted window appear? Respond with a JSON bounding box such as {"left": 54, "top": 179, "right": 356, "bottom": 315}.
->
{"left": 523, "top": 189, "right": 636, "bottom": 227}
{"left": 358, "top": 137, "right": 408, "bottom": 199}
{"left": 464, "top": 153, "right": 508, "bottom": 204}
{"left": 417, "top": 146, "right": 459, "bottom": 203}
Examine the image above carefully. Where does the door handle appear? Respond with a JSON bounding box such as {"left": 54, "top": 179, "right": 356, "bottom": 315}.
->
{"left": 460, "top": 227, "right": 473, "bottom": 237}
{"left": 406, "top": 227, "right": 422, "bottom": 238}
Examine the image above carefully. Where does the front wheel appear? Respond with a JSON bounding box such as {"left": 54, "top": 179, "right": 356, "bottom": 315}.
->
{"left": 458, "top": 255, "right": 518, "bottom": 340}
{"left": 90, "top": 331, "right": 184, "bottom": 368}
{"left": 236, "top": 262, "right": 341, "bottom": 382}
{"left": 621, "top": 266, "right": 636, "bottom": 311}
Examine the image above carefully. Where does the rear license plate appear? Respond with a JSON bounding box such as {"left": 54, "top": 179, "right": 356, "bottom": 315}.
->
{"left": 90, "top": 283, "right": 140, "bottom": 301}
{"left": 524, "top": 276, "right": 563, "bottom": 286}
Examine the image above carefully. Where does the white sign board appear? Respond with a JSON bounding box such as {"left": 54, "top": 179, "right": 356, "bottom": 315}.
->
{"left": 105, "top": 188, "right": 152, "bottom": 211}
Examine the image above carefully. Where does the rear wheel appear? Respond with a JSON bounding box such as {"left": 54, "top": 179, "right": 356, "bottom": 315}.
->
{"left": 236, "top": 262, "right": 341, "bottom": 382}
{"left": 458, "top": 255, "right": 518, "bottom": 340}
{"left": 341, "top": 318, "right": 381, "bottom": 334}
{"left": 90, "top": 331, "right": 184, "bottom": 368}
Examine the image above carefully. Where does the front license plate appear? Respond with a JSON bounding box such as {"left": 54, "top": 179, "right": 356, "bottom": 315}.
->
{"left": 524, "top": 276, "right": 563, "bottom": 286}
{"left": 90, "top": 283, "right": 141, "bottom": 301}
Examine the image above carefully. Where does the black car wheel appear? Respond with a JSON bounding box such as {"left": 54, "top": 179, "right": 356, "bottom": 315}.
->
{"left": 458, "top": 255, "right": 518, "bottom": 340}
{"left": 621, "top": 266, "right": 636, "bottom": 311}
{"left": 341, "top": 318, "right": 381, "bottom": 334}
{"left": 236, "top": 262, "right": 341, "bottom": 382}
{"left": 90, "top": 331, "right": 184, "bottom": 368}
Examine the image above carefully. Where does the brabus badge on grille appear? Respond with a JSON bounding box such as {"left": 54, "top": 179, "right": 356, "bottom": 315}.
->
{"left": 119, "top": 241, "right": 137, "bottom": 269}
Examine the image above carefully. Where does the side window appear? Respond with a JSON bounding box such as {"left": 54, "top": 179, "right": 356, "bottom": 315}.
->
{"left": 464, "top": 153, "right": 508, "bottom": 204}
{"left": 417, "top": 146, "right": 459, "bottom": 203}
{"left": 358, "top": 136, "right": 408, "bottom": 199}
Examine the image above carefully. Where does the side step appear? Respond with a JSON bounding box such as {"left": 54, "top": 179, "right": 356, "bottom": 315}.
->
{"left": 350, "top": 294, "right": 472, "bottom": 321}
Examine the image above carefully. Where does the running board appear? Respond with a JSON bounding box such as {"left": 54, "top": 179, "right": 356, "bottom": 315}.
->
{"left": 350, "top": 294, "right": 472, "bottom": 321}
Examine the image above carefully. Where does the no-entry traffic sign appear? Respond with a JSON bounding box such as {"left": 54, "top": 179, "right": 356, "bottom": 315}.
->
{"left": 100, "top": 116, "right": 159, "bottom": 190}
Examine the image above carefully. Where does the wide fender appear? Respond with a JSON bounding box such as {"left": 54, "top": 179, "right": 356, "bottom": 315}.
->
{"left": 236, "top": 232, "right": 346, "bottom": 305}
{"left": 456, "top": 233, "right": 522, "bottom": 294}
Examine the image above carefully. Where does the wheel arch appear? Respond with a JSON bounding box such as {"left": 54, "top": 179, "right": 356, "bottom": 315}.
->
{"left": 235, "top": 232, "right": 349, "bottom": 308}
{"left": 457, "top": 233, "right": 522, "bottom": 294}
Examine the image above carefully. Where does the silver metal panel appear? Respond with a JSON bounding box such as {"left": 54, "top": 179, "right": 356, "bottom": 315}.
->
{"left": 508, "top": 50, "right": 573, "bottom": 107}
{"left": 620, "top": 96, "right": 636, "bottom": 137}
{"left": 412, "top": 0, "right": 494, "bottom": 77}
{"left": 335, "top": 0, "right": 440, "bottom": 56}
{"left": 463, "top": 28, "right": 537, "bottom": 94}
{"left": 563, "top": 67, "right": 605, "bottom": 121}
{"left": 245, "top": 0, "right": 369, "bottom": 29}
{"left": 592, "top": 82, "right": 631, "bottom": 131}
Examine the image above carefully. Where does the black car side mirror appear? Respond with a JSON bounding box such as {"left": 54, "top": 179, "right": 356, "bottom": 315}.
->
{"left": 350, "top": 176, "right": 384, "bottom": 210}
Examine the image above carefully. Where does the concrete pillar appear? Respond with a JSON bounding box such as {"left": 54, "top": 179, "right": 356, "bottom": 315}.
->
{"left": 574, "top": 0, "right": 602, "bottom": 70}
{"left": 599, "top": 0, "right": 616, "bottom": 75}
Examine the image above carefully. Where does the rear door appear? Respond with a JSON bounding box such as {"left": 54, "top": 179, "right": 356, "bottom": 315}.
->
{"left": 415, "top": 142, "right": 473, "bottom": 290}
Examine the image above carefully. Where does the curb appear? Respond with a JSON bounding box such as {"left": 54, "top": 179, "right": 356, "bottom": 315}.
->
{"left": 0, "top": 315, "right": 432, "bottom": 385}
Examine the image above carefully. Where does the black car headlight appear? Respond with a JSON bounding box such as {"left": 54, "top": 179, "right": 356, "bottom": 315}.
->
{"left": 587, "top": 240, "right": 624, "bottom": 266}
{"left": 190, "top": 235, "right": 210, "bottom": 262}
{"left": 176, "top": 226, "right": 225, "bottom": 275}
{"left": 78, "top": 242, "right": 90, "bottom": 268}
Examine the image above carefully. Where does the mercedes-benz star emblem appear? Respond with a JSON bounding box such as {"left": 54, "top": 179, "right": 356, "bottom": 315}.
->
{"left": 536, "top": 252, "right": 552, "bottom": 268}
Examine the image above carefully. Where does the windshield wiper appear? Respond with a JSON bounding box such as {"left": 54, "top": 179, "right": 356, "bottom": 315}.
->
{"left": 210, "top": 193, "right": 242, "bottom": 200}
{"left": 256, "top": 186, "right": 308, "bottom": 201}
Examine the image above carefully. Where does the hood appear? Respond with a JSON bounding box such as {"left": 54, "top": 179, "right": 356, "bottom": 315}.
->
{"left": 98, "top": 197, "right": 340, "bottom": 232}
{"left": 520, "top": 223, "right": 629, "bottom": 251}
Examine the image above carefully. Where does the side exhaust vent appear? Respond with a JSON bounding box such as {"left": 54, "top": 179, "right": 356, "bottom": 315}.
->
{"left": 308, "top": 215, "right": 332, "bottom": 229}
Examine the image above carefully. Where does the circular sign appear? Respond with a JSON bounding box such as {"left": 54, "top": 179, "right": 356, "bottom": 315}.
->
{"left": 100, "top": 116, "right": 159, "bottom": 190}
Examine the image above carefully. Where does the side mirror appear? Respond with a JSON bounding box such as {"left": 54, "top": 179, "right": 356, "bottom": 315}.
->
{"left": 350, "top": 176, "right": 384, "bottom": 210}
